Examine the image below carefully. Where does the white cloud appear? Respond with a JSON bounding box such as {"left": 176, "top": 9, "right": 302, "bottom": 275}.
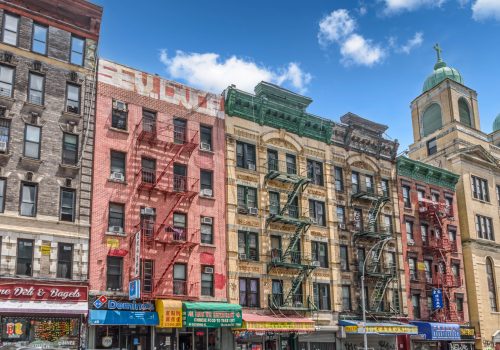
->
{"left": 399, "top": 32, "right": 424, "bottom": 53}
{"left": 318, "top": 9, "right": 357, "bottom": 46}
{"left": 340, "top": 34, "right": 386, "bottom": 66}
{"left": 472, "top": 0, "right": 500, "bottom": 20}
{"left": 159, "top": 50, "right": 311, "bottom": 94}
{"left": 383, "top": 0, "right": 446, "bottom": 13}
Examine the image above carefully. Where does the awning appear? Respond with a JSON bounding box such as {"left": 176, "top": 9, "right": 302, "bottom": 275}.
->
{"left": 89, "top": 310, "right": 159, "bottom": 326}
{"left": 233, "top": 313, "right": 315, "bottom": 333}
{"left": 183, "top": 302, "right": 242, "bottom": 328}
{"left": 411, "top": 321, "right": 460, "bottom": 340}
{"left": 340, "top": 320, "right": 418, "bottom": 335}
{"left": 156, "top": 299, "right": 182, "bottom": 328}
{"left": 0, "top": 300, "right": 87, "bottom": 314}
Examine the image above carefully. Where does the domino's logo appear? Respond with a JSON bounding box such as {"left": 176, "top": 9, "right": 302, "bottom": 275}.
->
{"left": 93, "top": 295, "right": 108, "bottom": 309}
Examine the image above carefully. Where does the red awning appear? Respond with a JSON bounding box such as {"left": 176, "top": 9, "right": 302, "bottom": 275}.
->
{"left": 233, "top": 313, "right": 315, "bottom": 333}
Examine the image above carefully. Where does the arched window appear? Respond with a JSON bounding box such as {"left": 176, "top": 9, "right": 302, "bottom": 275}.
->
{"left": 422, "top": 103, "right": 442, "bottom": 137}
{"left": 458, "top": 98, "right": 472, "bottom": 127}
{"left": 486, "top": 257, "right": 498, "bottom": 311}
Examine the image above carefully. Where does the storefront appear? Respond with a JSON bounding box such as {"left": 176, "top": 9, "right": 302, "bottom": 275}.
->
{"left": 410, "top": 322, "right": 461, "bottom": 350}
{"left": 233, "top": 313, "right": 316, "bottom": 350}
{"left": 155, "top": 300, "right": 242, "bottom": 350}
{"left": 448, "top": 326, "right": 476, "bottom": 350}
{"left": 339, "top": 320, "right": 418, "bottom": 350}
{"left": 0, "top": 280, "right": 88, "bottom": 350}
{"left": 88, "top": 296, "right": 158, "bottom": 350}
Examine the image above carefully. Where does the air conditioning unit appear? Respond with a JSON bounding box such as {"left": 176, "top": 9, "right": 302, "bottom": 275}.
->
{"left": 141, "top": 207, "right": 155, "bottom": 216}
{"left": 247, "top": 162, "right": 256, "bottom": 171}
{"left": 109, "top": 226, "right": 123, "bottom": 234}
{"left": 408, "top": 239, "right": 415, "bottom": 246}
{"left": 239, "top": 253, "right": 247, "bottom": 260}
{"left": 110, "top": 172, "right": 125, "bottom": 182}
{"left": 311, "top": 261, "right": 321, "bottom": 267}
{"left": 204, "top": 267, "right": 214, "bottom": 274}
{"left": 201, "top": 217, "right": 213, "bottom": 225}
{"left": 113, "top": 100, "right": 127, "bottom": 112}
{"left": 338, "top": 223, "right": 346, "bottom": 230}
{"left": 200, "top": 142, "right": 211, "bottom": 151}
{"left": 248, "top": 207, "right": 258, "bottom": 215}
{"left": 0, "top": 141, "right": 7, "bottom": 152}
{"left": 200, "top": 188, "right": 213, "bottom": 197}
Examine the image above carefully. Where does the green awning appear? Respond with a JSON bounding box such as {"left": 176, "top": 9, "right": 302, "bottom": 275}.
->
{"left": 182, "top": 302, "right": 242, "bottom": 328}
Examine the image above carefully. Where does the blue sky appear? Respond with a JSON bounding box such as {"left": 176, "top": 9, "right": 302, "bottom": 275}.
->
{"left": 93, "top": 0, "right": 500, "bottom": 150}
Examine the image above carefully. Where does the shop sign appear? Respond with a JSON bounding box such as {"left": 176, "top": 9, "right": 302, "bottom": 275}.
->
{"left": 1, "top": 319, "right": 28, "bottom": 340}
{"left": 417, "top": 262, "right": 426, "bottom": 271}
{"left": 102, "top": 336, "right": 113, "bottom": 348}
{"left": 244, "top": 321, "right": 315, "bottom": 331}
{"left": 92, "top": 295, "right": 154, "bottom": 311}
{"left": 0, "top": 283, "right": 87, "bottom": 302}
{"left": 184, "top": 310, "right": 242, "bottom": 327}
{"left": 344, "top": 325, "right": 417, "bottom": 335}
{"left": 40, "top": 245, "right": 51, "bottom": 255}
{"left": 432, "top": 288, "right": 443, "bottom": 310}
{"left": 460, "top": 327, "right": 476, "bottom": 341}
{"left": 134, "top": 231, "right": 141, "bottom": 278}
{"left": 129, "top": 280, "right": 140, "bottom": 300}
{"left": 156, "top": 300, "right": 182, "bottom": 328}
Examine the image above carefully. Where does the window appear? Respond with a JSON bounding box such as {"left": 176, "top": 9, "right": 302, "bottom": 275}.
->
{"left": 402, "top": 185, "right": 411, "bottom": 208}
{"left": 431, "top": 192, "right": 440, "bottom": 202}
{"left": 269, "top": 191, "right": 280, "bottom": 215}
{"left": 140, "top": 207, "right": 155, "bottom": 239}
{"left": 417, "top": 189, "right": 425, "bottom": 201}
{"left": 427, "top": 138, "right": 437, "bottom": 155}
{"left": 336, "top": 206, "right": 345, "bottom": 224}
{"left": 70, "top": 36, "right": 85, "bottom": 66}
{"left": 236, "top": 141, "right": 256, "bottom": 170}
{"left": 20, "top": 183, "right": 37, "bottom": 217}
{"left": 351, "top": 172, "right": 360, "bottom": 193}
{"left": 406, "top": 221, "right": 414, "bottom": 241}
{"left": 106, "top": 256, "right": 123, "bottom": 291}
{"left": 57, "top": 243, "right": 73, "bottom": 279}
{"left": 28, "top": 73, "right": 44, "bottom": 105}
{"left": 308, "top": 199, "right": 325, "bottom": 226}
{"left": 471, "top": 176, "right": 489, "bottom": 202}
{"left": 307, "top": 159, "right": 324, "bottom": 186}
{"left": 2, "top": 13, "right": 19, "bottom": 46}
{"left": 340, "top": 245, "right": 349, "bottom": 271}
{"left": 173, "top": 163, "right": 187, "bottom": 191}
{"left": 286, "top": 154, "right": 297, "bottom": 174}
{"left": 341, "top": 285, "right": 351, "bottom": 311}
{"left": 476, "top": 215, "right": 494, "bottom": 240}
{"left": 201, "top": 266, "right": 214, "bottom": 296}
{"left": 412, "top": 294, "right": 421, "bottom": 318}
{"left": 335, "top": 167, "right": 344, "bottom": 191}
{"left": 66, "top": 84, "right": 81, "bottom": 114}
{"left": 0, "top": 118, "right": 10, "bottom": 154}
{"left": 381, "top": 179, "right": 390, "bottom": 197}
{"left": 271, "top": 280, "right": 283, "bottom": 307}
{"left": 108, "top": 203, "right": 124, "bottom": 233}
{"left": 24, "top": 124, "right": 41, "bottom": 159}
{"left": 32, "top": 23, "right": 48, "bottom": 54}
{"left": 0, "top": 65, "right": 14, "bottom": 97}
{"left": 237, "top": 185, "right": 257, "bottom": 211}
{"left": 452, "top": 263, "right": 460, "bottom": 282}
{"left": 59, "top": 188, "right": 75, "bottom": 222}
{"left": 201, "top": 217, "right": 213, "bottom": 244}
{"left": 111, "top": 102, "right": 128, "bottom": 130}
{"left": 270, "top": 235, "right": 281, "bottom": 262}
{"left": 0, "top": 178, "right": 5, "bottom": 213}
{"left": 384, "top": 215, "right": 393, "bottom": 233}
{"left": 314, "top": 283, "right": 330, "bottom": 310}
{"left": 427, "top": 295, "right": 433, "bottom": 312}
{"left": 141, "top": 157, "right": 156, "bottom": 184}
{"left": 409, "top": 257, "right": 417, "bottom": 280}
{"left": 421, "top": 224, "right": 428, "bottom": 243}
{"left": 497, "top": 185, "right": 500, "bottom": 206}
{"left": 239, "top": 278, "right": 259, "bottom": 307}
{"left": 458, "top": 98, "right": 472, "bottom": 127}
{"left": 354, "top": 208, "right": 363, "bottom": 231}
{"left": 267, "top": 149, "right": 278, "bottom": 171}
{"left": 365, "top": 175, "right": 374, "bottom": 193}
{"left": 238, "top": 230, "right": 258, "bottom": 261}
{"left": 173, "top": 212, "right": 186, "bottom": 240}
{"left": 311, "top": 241, "right": 328, "bottom": 268}
{"left": 486, "top": 258, "right": 498, "bottom": 311}
{"left": 173, "top": 264, "right": 187, "bottom": 295}
{"left": 16, "top": 239, "right": 34, "bottom": 276}
{"left": 200, "top": 125, "right": 212, "bottom": 150}
{"left": 141, "top": 259, "right": 154, "bottom": 294}
{"left": 62, "top": 133, "right": 78, "bottom": 165}
{"left": 110, "top": 151, "right": 125, "bottom": 178}
{"left": 142, "top": 109, "right": 156, "bottom": 133}
{"left": 424, "top": 260, "right": 432, "bottom": 281}
{"left": 357, "top": 248, "right": 366, "bottom": 273}
{"left": 456, "top": 294, "right": 464, "bottom": 314}
{"left": 200, "top": 170, "right": 213, "bottom": 196}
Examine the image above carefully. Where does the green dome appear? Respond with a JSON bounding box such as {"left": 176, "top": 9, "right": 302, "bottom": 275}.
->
{"left": 493, "top": 114, "right": 500, "bottom": 132}
{"left": 422, "top": 44, "right": 464, "bottom": 93}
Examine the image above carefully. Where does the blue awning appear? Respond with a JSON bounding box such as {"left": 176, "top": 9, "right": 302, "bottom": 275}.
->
{"left": 410, "top": 321, "right": 460, "bottom": 340}
{"left": 339, "top": 320, "right": 418, "bottom": 335}
{"left": 89, "top": 310, "right": 159, "bottom": 326}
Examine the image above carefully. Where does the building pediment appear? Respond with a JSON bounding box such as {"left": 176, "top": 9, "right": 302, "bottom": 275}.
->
{"left": 455, "top": 145, "right": 500, "bottom": 168}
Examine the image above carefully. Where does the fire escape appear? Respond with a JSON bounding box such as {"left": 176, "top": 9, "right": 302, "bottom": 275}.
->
{"left": 264, "top": 159, "right": 317, "bottom": 311}
{"left": 352, "top": 185, "right": 399, "bottom": 315}
{"left": 132, "top": 112, "right": 200, "bottom": 298}
{"left": 419, "top": 198, "right": 461, "bottom": 322}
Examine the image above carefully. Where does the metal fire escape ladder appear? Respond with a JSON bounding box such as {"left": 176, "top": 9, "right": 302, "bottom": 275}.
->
{"left": 281, "top": 265, "right": 316, "bottom": 309}
{"left": 279, "top": 178, "right": 310, "bottom": 216}
{"left": 367, "top": 240, "right": 395, "bottom": 312}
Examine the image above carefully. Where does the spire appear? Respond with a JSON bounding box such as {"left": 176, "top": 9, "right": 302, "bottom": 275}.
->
{"left": 433, "top": 43, "right": 447, "bottom": 69}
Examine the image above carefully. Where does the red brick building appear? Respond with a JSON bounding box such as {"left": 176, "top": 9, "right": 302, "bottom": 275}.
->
{"left": 397, "top": 157, "right": 471, "bottom": 350}
{"left": 89, "top": 59, "right": 229, "bottom": 349}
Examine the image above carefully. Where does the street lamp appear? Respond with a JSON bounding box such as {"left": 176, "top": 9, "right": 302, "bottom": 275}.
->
{"left": 360, "top": 237, "right": 393, "bottom": 350}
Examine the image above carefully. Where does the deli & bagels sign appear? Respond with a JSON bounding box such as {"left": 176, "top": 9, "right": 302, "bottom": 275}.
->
{"left": 0, "top": 283, "right": 88, "bottom": 302}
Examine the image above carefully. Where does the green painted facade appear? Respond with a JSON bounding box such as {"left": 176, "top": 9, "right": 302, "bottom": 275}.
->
{"left": 224, "top": 82, "right": 334, "bottom": 144}
{"left": 397, "top": 157, "right": 460, "bottom": 190}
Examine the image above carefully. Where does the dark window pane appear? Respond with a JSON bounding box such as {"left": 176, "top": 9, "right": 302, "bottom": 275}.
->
{"left": 16, "top": 239, "right": 34, "bottom": 276}
{"left": 60, "top": 189, "right": 75, "bottom": 222}
{"left": 57, "top": 243, "right": 73, "bottom": 278}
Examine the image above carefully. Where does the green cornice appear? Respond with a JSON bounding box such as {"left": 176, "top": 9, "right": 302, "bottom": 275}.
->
{"left": 224, "top": 82, "right": 334, "bottom": 144}
{"left": 397, "top": 157, "right": 459, "bottom": 190}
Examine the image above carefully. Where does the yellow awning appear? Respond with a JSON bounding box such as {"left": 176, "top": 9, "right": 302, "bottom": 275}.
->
{"left": 156, "top": 299, "right": 182, "bottom": 328}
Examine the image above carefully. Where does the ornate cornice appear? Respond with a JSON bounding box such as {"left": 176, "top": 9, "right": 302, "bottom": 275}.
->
{"left": 397, "top": 156, "right": 459, "bottom": 190}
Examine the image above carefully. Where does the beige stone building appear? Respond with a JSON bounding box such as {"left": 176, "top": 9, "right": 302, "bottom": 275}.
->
{"left": 407, "top": 47, "right": 500, "bottom": 350}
